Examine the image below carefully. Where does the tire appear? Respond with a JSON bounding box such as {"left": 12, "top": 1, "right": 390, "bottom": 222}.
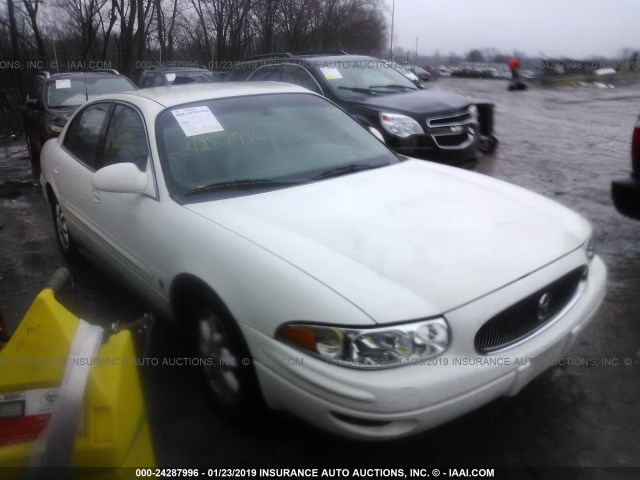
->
{"left": 189, "top": 297, "right": 261, "bottom": 415}
{"left": 51, "top": 196, "right": 79, "bottom": 260}
{"left": 479, "top": 135, "right": 499, "bottom": 154}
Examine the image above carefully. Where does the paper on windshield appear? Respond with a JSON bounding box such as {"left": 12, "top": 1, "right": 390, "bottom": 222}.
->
{"left": 171, "top": 106, "right": 224, "bottom": 137}
{"left": 166, "top": 73, "right": 176, "bottom": 82}
{"left": 320, "top": 67, "right": 343, "bottom": 80}
{"left": 55, "top": 79, "right": 71, "bottom": 89}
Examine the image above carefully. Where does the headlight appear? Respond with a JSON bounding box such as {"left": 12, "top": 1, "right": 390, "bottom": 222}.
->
{"left": 277, "top": 318, "right": 450, "bottom": 369}
{"left": 584, "top": 236, "right": 595, "bottom": 260}
{"left": 379, "top": 112, "right": 423, "bottom": 138}
{"left": 468, "top": 104, "right": 478, "bottom": 123}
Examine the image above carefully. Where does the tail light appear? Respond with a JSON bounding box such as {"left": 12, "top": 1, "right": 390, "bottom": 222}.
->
{"left": 632, "top": 115, "right": 640, "bottom": 174}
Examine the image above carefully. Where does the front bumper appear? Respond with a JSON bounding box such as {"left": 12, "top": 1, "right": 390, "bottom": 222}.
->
{"left": 612, "top": 175, "right": 640, "bottom": 220}
{"left": 242, "top": 251, "right": 606, "bottom": 440}
{"left": 388, "top": 133, "right": 479, "bottom": 166}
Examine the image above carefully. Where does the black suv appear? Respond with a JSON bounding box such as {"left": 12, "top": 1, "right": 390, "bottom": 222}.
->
{"left": 228, "top": 52, "right": 497, "bottom": 165}
{"left": 138, "top": 66, "right": 226, "bottom": 88}
{"left": 23, "top": 70, "right": 136, "bottom": 173}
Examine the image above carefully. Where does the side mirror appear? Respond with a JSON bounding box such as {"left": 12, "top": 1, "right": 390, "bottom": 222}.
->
{"left": 26, "top": 98, "right": 40, "bottom": 110}
{"left": 92, "top": 163, "right": 154, "bottom": 196}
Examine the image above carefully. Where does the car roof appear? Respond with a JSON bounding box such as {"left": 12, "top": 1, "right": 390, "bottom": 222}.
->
{"left": 238, "top": 54, "right": 377, "bottom": 69}
{"left": 103, "top": 82, "right": 312, "bottom": 108}
{"left": 143, "top": 67, "right": 211, "bottom": 73}
{"left": 43, "top": 71, "right": 125, "bottom": 79}
{"left": 294, "top": 54, "right": 375, "bottom": 63}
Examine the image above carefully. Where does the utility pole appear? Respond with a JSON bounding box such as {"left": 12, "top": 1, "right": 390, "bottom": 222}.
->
{"left": 415, "top": 37, "right": 419, "bottom": 65}
{"left": 390, "top": 0, "right": 395, "bottom": 59}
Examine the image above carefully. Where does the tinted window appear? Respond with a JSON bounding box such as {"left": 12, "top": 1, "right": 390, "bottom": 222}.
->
{"left": 151, "top": 74, "right": 164, "bottom": 87}
{"left": 64, "top": 103, "right": 110, "bottom": 168}
{"left": 280, "top": 65, "right": 322, "bottom": 94}
{"left": 169, "top": 71, "right": 217, "bottom": 85}
{"left": 139, "top": 74, "right": 155, "bottom": 88}
{"left": 101, "top": 105, "right": 149, "bottom": 171}
{"left": 249, "top": 65, "right": 282, "bottom": 81}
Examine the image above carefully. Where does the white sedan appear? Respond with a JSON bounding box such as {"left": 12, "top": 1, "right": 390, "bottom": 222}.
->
{"left": 40, "top": 83, "right": 606, "bottom": 440}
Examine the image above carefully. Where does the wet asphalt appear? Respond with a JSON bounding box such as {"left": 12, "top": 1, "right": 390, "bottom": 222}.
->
{"left": 0, "top": 77, "right": 639, "bottom": 473}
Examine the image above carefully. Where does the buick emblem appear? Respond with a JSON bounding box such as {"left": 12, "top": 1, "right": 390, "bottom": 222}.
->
{"left": 537, "top": 293, "right": 553, "bottom": 321}
{"left": 450, "top": 125, "right": 464, "bottom": 133}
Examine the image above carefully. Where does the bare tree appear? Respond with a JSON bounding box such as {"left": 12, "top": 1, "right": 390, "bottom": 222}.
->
{"left": 19, "top": 0, "right": 46, "bottom": 59}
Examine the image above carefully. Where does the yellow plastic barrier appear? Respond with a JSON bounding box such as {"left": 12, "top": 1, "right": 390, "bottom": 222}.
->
{"left": 0, "top": 278, "right": 155, "bottom": 479}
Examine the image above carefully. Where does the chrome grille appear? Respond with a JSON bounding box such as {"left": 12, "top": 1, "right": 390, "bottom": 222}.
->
{"left": 474, "top": 266, "right": 587, "bottom": 354}
{"left": 427, "top": 111, "right": 472, "bottom": 128}
{"left": 426, "top": 110, "right": 475, "bottom": 149}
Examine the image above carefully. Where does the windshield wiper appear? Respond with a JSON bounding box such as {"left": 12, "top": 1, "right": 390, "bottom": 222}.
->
{"left": 184, "top": 178, "right": 297, "bottom": 196}
{"left": 337, "top": 86, "right": 376, "bottom": 95}
{"left": 311, "top": 164, "right": 383, "bottom": 181}
{"left": 369, "top": 84, "right": 416, "bottom": 91}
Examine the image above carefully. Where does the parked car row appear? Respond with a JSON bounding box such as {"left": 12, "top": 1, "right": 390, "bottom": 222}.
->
{"left": 23, "top": 53, "right": 499, "bottom": 172}
{"left": 227, "top": 52, "right": 498, "bottom": 166}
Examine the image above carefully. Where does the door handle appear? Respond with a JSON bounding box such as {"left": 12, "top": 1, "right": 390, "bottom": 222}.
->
{"left": 92, "top": 190, "right": 102, "bottom": 204}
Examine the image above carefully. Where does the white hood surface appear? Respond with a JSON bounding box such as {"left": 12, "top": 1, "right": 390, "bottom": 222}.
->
{"left": 186, "top": 160, "right": 590, "bottom": 324}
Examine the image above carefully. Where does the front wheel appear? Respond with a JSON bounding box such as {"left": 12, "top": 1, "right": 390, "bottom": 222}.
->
{"left": 190, "top": 300, "right": 261, "bottom": 415}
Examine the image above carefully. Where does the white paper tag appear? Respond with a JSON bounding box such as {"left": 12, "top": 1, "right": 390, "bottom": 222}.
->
{"left": 320, "top": 67, "right": 343, "bottom": 80}
{"left": 55, "top": 79, "right": 71, "bottom": 89}
{"left": 171, "top": 106, "right": 224, "bottom": 137}
{"left": 166, "top": 73, "right": 176, "bottom": 82}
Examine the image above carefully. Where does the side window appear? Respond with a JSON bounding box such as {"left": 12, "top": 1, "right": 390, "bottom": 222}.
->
{"left": 280, "top": 65, "right": 322, "bottom": 94}
{"left": 248, "top": 65, "right": 282, "bottom": 82}
{"left": 63, "top": 103, "right": 110, "bottom": 169}
{"left": 100, "top": 104, "right": 149, "bottom": 171}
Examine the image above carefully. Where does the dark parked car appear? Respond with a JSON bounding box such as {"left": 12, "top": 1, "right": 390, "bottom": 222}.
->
{"left": 138, "top": 66, "right": 226, "bottom": 88}
{"left": 228, "top": 52, "right": 497, "bottom": 166}
{"left": 612, "top": 113, "right": 640, "bottom": 219}
{"left": 23, "top": 70, "right": 136, "bottom": 173}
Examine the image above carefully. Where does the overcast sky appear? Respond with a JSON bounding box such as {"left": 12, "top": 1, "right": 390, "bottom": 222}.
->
{"left": 387, "top": 0, "right": 639, "bottom": 58}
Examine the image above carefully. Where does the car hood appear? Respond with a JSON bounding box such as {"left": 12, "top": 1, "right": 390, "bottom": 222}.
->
{"left": 347, "top": 89, "right": 471, "bottom": 117}
{"left": 185, "top": 160, "right": 590, "bottom": 324}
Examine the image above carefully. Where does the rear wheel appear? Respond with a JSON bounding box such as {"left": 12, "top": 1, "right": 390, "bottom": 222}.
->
{"left": 51, "top": 197, "right": 78, "bottom": 260}
{"left": 189, "top": 297, "right": 261, "bottom": 415}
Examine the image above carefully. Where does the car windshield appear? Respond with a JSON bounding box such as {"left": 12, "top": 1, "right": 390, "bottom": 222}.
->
{"left": 156, "top": 93, "right": 399, "bottom": 200}
{"left": 46, "top": 77, "right": 135, "bottom": 107}
{"left": 310, "top": 59, "right": 419, "bottom": 100}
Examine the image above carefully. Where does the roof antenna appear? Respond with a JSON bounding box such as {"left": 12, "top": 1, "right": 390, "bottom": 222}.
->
{"left": 83, "top": 69, "right": 88, "bottom": 102}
